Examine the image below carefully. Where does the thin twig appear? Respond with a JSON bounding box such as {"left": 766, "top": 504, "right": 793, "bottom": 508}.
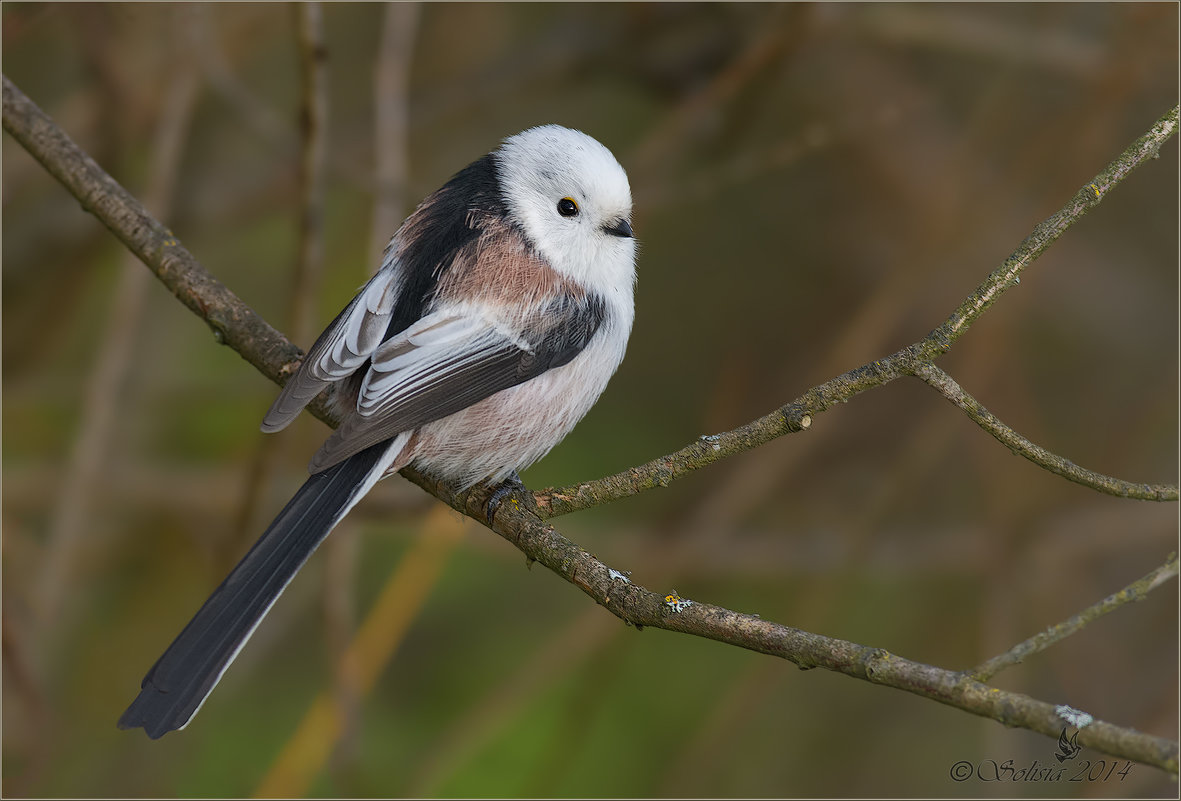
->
{"left": 921, "top": 106, "right": 1179, "bottom": 357}
{"left": 971, "top": 553, "right": 1180, "bottom": 681}
{"left": 912, "top": 363, "right": 1177, "bottom": 500}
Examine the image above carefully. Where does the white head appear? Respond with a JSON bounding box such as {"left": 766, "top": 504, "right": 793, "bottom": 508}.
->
{"left": 494, "top": 125, "right": 636, "bottom": 295}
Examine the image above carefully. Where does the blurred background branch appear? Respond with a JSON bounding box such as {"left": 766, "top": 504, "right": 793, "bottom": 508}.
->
{"left": 369, "top": 2, "right": 419, "bottom": 270}
{"left": 0, "top": 75, "right": 309, "bottom": 402}
{"left": 33, "top": 42, "right": 202, "bottom": 639}
{"left": 227, "top": 1, "right": 330, "bottom": 576}
{"left": 254, "top": 505, "right": 464, "bottom": 798}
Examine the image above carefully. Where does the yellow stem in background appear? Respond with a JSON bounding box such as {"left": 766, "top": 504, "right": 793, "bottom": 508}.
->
{"left": 253, "top": 505, "right": 466, "bottom": 798}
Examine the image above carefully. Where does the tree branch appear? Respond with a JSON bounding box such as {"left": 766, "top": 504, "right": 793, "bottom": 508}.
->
{"left": 971, "top": 553, "right": 1179, "bottom": 682}
{"left": 912, "top": 363, "right": 1178, "bottom": 500}
{"left": 405, "top": 470, "right": 1181, "bottom": 774}
{"left": 4, "top": 75, "right": 1176, "bottom": 772}
{"left": 973, "top": 557, "right": 1176, "bottom": 685}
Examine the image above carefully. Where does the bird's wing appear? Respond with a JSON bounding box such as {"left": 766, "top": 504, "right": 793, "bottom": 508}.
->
{"left": 261, "top": 263, "right": 403, "bottom": 432}
{"left": 309, "top": 293, "right": 605, "bottom": 472}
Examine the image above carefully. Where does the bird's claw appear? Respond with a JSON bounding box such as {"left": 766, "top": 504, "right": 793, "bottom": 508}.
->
{"left": 485, "top": 471, "right": 527, "bottom": 526}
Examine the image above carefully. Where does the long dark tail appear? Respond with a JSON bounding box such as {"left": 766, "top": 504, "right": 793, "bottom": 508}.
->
{"left": 118, "top": 438, "right": 399, "bottom": 739}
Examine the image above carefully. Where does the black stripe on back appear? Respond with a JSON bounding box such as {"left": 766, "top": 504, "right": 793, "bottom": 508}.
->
{"left": 385, "top": 153, "right": 506, "bottom": 338}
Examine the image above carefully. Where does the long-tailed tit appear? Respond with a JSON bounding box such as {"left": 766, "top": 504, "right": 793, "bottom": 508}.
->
{"left": 118, "top": 125, "right": 636, "bottom": 739}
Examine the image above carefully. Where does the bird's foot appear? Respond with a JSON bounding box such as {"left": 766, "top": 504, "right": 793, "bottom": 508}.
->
{"left": 484, "top": 471, "right": 529, "bottom": 526}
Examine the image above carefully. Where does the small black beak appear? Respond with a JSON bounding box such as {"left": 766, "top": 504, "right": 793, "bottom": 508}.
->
{"left": 603, "top": 217, "right": 634, "bottom": 238}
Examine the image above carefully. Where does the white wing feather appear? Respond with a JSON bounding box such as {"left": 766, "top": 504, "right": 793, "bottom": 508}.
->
{"left": 261, "top": 264, "right": 402, "bottom": 432}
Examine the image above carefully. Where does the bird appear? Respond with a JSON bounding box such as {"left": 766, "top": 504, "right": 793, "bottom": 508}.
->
{"left": 118, "top": 124, "right": 637, "bottom": 739}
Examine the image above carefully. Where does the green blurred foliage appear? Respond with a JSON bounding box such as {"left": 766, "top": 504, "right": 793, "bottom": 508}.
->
{"left": 3, "top": 2, "right": 1177, "bottom": 797}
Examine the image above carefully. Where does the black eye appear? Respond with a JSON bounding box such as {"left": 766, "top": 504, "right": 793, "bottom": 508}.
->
{"left": 557, "top": 197, "right": 579, "bottom": 217}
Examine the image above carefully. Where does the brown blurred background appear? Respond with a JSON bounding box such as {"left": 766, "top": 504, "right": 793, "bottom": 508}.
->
{"left": 3, "top": 3, "right": 1177, "bottom": 797}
